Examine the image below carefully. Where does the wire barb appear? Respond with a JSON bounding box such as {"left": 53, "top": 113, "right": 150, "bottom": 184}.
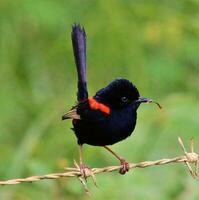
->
{"left": 178, "top": 137, "right": 198, "bottom": 178}
{"left": 0, "top": 137, "right": 198, "bottom": 190}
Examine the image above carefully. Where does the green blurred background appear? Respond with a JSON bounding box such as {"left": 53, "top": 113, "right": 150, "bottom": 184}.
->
{"left": 0, "top": 0, "right": 199, "bottom": 199}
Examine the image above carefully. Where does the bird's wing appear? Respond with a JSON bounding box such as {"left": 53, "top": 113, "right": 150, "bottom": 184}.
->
{"left": 62, "top": 106, "right": 80, "bottom": 120}
{"left": 62, "top": 98, "right": 111, "bottom": 121}
{"left": 71, "top": 24, "right": 88, "bottom": 102}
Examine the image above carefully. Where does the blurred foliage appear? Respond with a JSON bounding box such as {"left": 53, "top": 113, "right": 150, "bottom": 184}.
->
{"left": 0, "top": 0, "right": 199, "bottom": 199}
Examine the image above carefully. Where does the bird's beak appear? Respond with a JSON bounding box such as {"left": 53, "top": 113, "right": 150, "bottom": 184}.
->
{"left": 137, "top": 97, "right": 162, "bottom": 109}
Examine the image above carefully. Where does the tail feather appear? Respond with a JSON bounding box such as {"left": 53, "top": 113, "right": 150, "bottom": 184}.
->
{"left": 71, "top": 24, "right": 88, "bottom": 101}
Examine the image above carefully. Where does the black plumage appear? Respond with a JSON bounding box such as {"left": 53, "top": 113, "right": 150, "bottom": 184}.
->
{"left": 71, "top": 24, "right": 88, "bottom": 101}
{"left": 73, "top": 78, "right": 140, "bottom": 146}
{"left": 62, "top": 24, "right": 161, "bottom": 175}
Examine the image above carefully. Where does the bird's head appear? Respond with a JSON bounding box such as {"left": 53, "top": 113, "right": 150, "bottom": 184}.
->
{"left": 94, "top": 78, "right": 161, "bottom": 110}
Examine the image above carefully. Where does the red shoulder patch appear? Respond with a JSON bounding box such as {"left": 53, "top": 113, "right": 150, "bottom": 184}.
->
{"left": 88, "top": 97, "right": 110, "bottom": 115}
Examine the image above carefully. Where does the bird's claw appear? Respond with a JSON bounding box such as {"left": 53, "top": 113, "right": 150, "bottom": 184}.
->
{"left": 119, "top": 159, "right": 130, "bottom": 175}
{"left": 79, "top": 164, "right": 92, "bottom": 179}
{"left": 73, "top": 160, "right": 97, "bottom": 189}
{"left": 80, "top": 164, "right": 97, "bottom": 187}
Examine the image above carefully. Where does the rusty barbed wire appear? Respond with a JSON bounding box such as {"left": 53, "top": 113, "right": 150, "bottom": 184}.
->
{"left": 0, "top": 137, "right": 198, "bottom": 193}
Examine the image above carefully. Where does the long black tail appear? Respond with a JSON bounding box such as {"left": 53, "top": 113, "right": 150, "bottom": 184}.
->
{"left": 71, "top": 24, "right": 88, "bottom": 102}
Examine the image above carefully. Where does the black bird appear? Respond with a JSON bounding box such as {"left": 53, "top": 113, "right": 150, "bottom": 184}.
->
{"left": 62, "top": 24, "right": 161, "bottom": 175}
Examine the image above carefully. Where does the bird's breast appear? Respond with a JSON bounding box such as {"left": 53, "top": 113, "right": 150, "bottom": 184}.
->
{"left": 73, "top": 105, "right": 137, "bottom": 146}
{"left": 106, "top": 108, "right": 137, "bottom": 138}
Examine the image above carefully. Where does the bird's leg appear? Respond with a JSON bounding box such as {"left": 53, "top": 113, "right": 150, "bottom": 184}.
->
{"left": 104, "top": 146, "right": 130, "bottom": 175}
{"left": 79, "top": 145, "right": 90, "bottom": 178}
{"left": 76, "top": 145, "right": 97, "bottom": 186}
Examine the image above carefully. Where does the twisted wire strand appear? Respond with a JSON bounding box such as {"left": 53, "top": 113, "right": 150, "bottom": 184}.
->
{"left": 0, "top": 137, "right": 198, "bottom": 186}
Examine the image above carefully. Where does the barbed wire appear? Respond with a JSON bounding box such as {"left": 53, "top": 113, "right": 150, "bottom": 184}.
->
{"left": 0, "top": 137, "right": 198, "bottom": 193}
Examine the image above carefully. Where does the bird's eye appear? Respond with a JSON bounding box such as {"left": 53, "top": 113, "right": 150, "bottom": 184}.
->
{"left": 121, "top": 96, "right": 128, "bottom": 103}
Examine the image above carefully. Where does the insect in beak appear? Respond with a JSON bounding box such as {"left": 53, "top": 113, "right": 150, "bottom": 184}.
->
{"left": 137, "top": 97, "right": 162, "bottom": 109}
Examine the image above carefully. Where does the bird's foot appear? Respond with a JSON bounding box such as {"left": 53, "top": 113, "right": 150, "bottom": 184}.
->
{"left": 119, "top": 159, "right": 130, "bottom": 175}
{"left": 73, "top": 160, "right": 97, "bottom": 188}
{"left": 79, "top": 164, "right": 92, "bottom": 179}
